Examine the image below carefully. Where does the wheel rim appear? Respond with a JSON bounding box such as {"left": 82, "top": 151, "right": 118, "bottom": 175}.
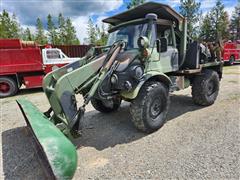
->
{"left": 0, "top": 82, "right": 10, "bottom": 94}
{"left": 149, "top": 98, "right": 162, "bottom": 119}
{"left": 207, "top": 80, "right": 215, "bottom": 96}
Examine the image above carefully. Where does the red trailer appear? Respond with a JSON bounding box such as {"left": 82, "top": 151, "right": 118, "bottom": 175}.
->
{"left": 222, "top": 42, "right": 240, "bottom": 65}
{"left": 0, "top": 39, "right": 81, "bottom": 97}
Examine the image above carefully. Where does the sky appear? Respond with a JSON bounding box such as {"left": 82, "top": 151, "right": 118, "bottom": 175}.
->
{"left": 0, "top": 0, "right": 238, "bottom": 43}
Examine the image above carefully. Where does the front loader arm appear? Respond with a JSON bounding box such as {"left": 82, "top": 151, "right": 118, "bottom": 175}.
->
{"left": 42, "top": 54, "right": 107, "bottom": 136}
{"left": 42, "top": 41, "right": 124, "bottom": 138}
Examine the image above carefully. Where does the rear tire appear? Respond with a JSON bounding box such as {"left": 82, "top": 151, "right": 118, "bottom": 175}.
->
{"left": 91, "top": 98, "right": 121, "bottom": 113}
{"left": 130, "top": 81, "right": 170, "bottom": 133}
{"left": 192, "top": 70, "right": 219, "bottom": 106}
{"left": 0, "top": 77, "right": 18, "bottom": 97}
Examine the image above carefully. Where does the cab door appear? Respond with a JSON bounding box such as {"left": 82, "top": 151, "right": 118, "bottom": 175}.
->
{"left": 148, "top": 24, "right": 178, "bottom": 73}
{"left": 158, "top": 26, "right": 178, "bottom": 72}
{"left": 43, "top": 49, "right": 63, "bottom": 65}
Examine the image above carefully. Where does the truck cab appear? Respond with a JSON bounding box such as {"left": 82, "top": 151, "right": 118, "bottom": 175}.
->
{"left": 42, "top": 48, "right": 80, "bottom": 65}
{"left": 42, "top": 48, "right": 80, "bottom": 72}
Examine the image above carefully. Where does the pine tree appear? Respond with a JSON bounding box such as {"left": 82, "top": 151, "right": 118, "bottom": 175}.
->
{"left": 22, "top": 28, "right": 33, "bottom": 41}
{"left": 96, "top": 23, "right": 108, "bottom": 46}
{"left": 0, "top": 10, "right": 21, "bottom": 38}
{"left": 212, "top": 0, "right": 230, "bottom": 40}
{"left": 58, "top": 13, "right": 66, "bottom": 45}
{"left": 230, "top": 5, "right": 240, "bottom": 40}
{"left": 87, "top": 18, "right": 109, "bottom": 46}
{"left": 100, "top": 23, "right": 108, "bottom": 45}
{"left": 35, "top": 18, "right": 48, "bottom": 45}
{"left": 200, "top": 0, "right": 230, "bottom": 41}
{"left": 127, "top": 0, "right": 145, "bottom": 9}
{"left": 200, "top": 13, "right": 215, "bottom": 41}
{"left": 47, "top": 14, "right": 58, "bottom": 45}
{"left": 87, "top": 17, "right": 97, "bottom": 44}
{"left": 10, "top": 14, "right": 21, "bottom": 38}
{"left": 0, "top": 10, "right": 9, "bottom": 38}
{"left": 179, "top": 0, "right": 201, "bottom": 39}
{"left": 65, "top": 18, "right": 80, "bottom": 45}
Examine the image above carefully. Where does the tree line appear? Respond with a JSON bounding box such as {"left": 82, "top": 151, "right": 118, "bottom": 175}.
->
{"left": 125, "top": 0, "right": 239, "bottom": 42}
{"left": 86, "top": 17, "right": 108, "bottom": 46}
{"left": 0, "top": 11, "right": 80, "bottom": 45}
{"left": 0, "top": 0, "right": 239, "bottom": 45}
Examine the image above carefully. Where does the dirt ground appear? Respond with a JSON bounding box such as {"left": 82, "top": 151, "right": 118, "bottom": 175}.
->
{"left": 1, "top": 65, "right": 240, "bottom": 179}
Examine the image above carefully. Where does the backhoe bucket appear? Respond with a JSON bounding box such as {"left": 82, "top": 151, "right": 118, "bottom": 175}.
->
{"left": 17, "top": 99, "right": 77, "bottom": 179}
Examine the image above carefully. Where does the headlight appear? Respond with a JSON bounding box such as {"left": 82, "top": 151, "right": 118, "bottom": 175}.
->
{"left": 137, "top": 36, "right": 149, "bottom": 49}
{"left": 140, "top": 38, "right": 145, "bottom": 47}
{"left": 110, "top": 74, "right": 118, "bottom": 84}
{"left": 132, "top": 66, "right": 144, "bottom": 79}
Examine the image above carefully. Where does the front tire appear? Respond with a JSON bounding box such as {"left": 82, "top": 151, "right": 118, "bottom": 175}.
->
{"left": 192, "top": 70, "right": 219, "bottom": 106}
{"left": 130, "top": 81, "right": 170, "bottom": 133}
{"left": 91, "top": 98, "right": 121, "bottom": 113}
{"left": 0, "top": 77, "right": 18, "bottom": 98}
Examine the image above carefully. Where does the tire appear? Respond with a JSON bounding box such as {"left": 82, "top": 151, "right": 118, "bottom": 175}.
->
{"left": 0, "top": 77, "right": 18, "bottom": 97}
{"left": 91, "top": 97, "right": 121, "bottom": 113}
{"left": 230, "top": 56, "right": 235, "bottom": 65}
{"left": 227, "top": 56, "right": 235, "bottom": 66}
{"left": 192, "top": 70, "right": 219, "bottom": 106}
{"left": 130, "top": 81, "right": 170, "bottom": 133}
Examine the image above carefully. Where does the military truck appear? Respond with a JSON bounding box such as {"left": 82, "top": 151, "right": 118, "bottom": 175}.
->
{"left": 17, "top": 2, "right": 223, "bottom": 179}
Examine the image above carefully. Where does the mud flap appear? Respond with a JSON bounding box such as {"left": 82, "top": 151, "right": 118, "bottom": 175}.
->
{"left": 17, "top": 99, "right": 77, "bottom": 179}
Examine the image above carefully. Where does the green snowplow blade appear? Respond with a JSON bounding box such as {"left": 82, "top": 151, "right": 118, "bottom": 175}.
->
{"left": 17, "top": 99, "right": 77, "bottom": 179}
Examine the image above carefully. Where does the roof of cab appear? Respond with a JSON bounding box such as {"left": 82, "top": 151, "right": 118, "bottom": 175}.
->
{"left": 102, "top": 2, "right": 184, "bottom": 26}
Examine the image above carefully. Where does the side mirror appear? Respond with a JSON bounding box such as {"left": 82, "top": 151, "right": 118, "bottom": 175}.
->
{"left": 156, "top": 37, "right": 168, "bottom": 53}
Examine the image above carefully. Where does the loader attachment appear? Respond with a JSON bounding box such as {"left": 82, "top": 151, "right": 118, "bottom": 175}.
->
{"left": 17, "top": 99, "right": 77, "bottom": 179}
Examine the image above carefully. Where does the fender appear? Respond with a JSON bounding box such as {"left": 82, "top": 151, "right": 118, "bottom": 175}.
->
{"left": 121, "top": 71, "right": 172, "bottom": 99}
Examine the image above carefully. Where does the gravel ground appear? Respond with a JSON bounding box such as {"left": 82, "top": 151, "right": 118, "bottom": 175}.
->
{"left": 1, "top": 65, "right": 240, "bottom": 179}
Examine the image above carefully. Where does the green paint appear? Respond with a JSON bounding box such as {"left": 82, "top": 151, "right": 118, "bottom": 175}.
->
{"left": 146, "top": 48, "right": 173, "bottom": 73}
{"left": 17, "top": 99, "right": 77, "bottom": 179}
{"left": 42, "top": 54, "right": 106, "bottom": 128}
{"left": 121, "top": 71, "right": 171, "bottom": 99}
{"left": 121, "top": 81, "right": 144, "bottom": 99}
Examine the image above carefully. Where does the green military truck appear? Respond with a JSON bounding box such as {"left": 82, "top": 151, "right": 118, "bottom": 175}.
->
{"left": 17, "top": 2, "right": 223, "bottom": 179}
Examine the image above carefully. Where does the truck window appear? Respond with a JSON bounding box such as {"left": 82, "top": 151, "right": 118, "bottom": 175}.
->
{"left": 156, "top": 25, "right": 173, "bottom": 46}
{"left": 107, "top": 23, "right": 148, "bottom": 49}
{"left": 61, "top": 52, "right": 67, "bottom": 58}
{"left": 164, "top": 29, "right": 173, "bottom": 46}
{"left": 46, "top": 50, "right": 61, "bottom": 59}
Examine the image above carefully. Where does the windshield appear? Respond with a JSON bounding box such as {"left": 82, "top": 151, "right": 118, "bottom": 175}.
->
{"left": 107, "top": 23, "right": 149, "bottom": 49}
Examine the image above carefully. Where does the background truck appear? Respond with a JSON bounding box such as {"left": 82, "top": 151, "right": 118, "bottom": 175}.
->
{"left": 0, "top": 39, "right": 80, "bottom": 97}
{"left": 222, "top": 42, "right": 240, "bottom": 65}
